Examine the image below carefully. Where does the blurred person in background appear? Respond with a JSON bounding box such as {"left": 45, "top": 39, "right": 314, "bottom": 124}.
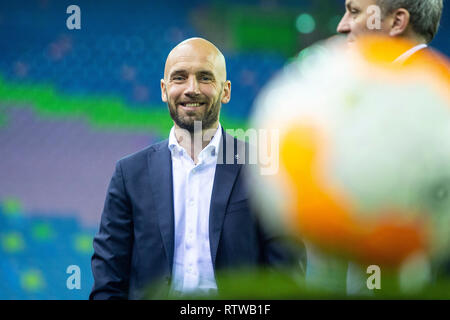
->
{"left": 337, "top": 0, "right": 443, "bottom": 63}
{"left": 90, "top": 37, "right": 296, "bottom": 300}
{"left": 301, "top": 0, "right": 446, "bottom": 295}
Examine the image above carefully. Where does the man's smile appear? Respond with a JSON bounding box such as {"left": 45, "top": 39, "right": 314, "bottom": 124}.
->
{"left": 178, "top": 101, "right": 207, "bottom": 111}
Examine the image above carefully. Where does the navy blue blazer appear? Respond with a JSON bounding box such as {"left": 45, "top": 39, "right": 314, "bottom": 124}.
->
{"left": 90, "top": 129, "right": 294, "bottom": 299}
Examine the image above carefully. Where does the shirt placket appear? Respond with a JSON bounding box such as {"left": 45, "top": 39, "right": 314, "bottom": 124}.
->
{"left": 183, "top": 157, "right": 200, "bottom": 291}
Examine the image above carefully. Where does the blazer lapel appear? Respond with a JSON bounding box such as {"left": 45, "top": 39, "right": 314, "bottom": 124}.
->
{"left": 147, "top": 140, "right": 174, "bottom": 273}
{"left": 209, "top": 130, "right": 242, "bottom": 268}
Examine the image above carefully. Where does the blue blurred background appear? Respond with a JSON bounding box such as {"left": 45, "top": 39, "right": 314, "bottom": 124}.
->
{"left": 0, "top": 0, "right": 448, "bottom": 299}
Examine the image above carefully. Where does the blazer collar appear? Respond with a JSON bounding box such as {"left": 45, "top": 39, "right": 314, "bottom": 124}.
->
{"left": 209, "top": 128, "right": 243, "bottom": 268}
{"left": 393, "top": 43, "right": 427, "bottom": 64}
{"left": 148, "top": 128, "right": 244, "bottom": 273}
{"left": 147, "top": 140, "right": 175, "bottom": 273}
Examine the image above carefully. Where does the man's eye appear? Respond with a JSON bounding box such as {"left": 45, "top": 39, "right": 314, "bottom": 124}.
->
{"left": 172, "top": 76, "right": 184, "bottom": 81}
{"left": 200, "top": 76, "right": 212, "bottom": 81}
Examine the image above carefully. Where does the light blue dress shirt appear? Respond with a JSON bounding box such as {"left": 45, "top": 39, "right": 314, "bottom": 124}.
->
{"left": 168, "top": 124, "right": 222, "bottom": 296}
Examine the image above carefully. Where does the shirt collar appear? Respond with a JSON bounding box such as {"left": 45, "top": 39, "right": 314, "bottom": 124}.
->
{"left": 168, "top": 124, "right": 222, "bottom": 160}
{"left": 393, "top": 43, "right": 427, "bottom": 64}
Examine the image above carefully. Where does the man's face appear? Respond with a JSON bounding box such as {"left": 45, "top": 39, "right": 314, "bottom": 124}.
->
{"left": 161, "top": 41, "right": 231, "bottom": 133}
{"left": 337, "top": 0, "right": 391, "bottom": 43}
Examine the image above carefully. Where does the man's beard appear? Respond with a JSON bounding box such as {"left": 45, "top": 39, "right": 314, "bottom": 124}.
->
{"left": 168, "top": 94, "right": 221, "bottom": 133}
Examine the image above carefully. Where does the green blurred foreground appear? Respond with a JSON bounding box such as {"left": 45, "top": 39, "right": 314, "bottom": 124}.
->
{"left": 144, "top": 267, "right": 450, "bottom": 300}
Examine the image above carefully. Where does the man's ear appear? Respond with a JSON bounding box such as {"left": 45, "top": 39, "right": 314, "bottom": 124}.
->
{"left": 161, "top": 79, "right": 167, "bottom": 102}
{"left": 221, "top": 80, "right": 231, "bottom": 104}
{"left": 389, "top": 8, "right": 410, "bottom": 37}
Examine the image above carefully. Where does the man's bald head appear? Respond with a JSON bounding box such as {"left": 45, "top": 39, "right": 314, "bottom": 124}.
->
{"left": 160, "top": 37, "right": 231, "bottom": 133}
{"left": 164, "top": 37, "right": 227, "bottom": 81}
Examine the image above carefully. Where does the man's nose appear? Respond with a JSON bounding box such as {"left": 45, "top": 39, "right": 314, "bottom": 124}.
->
{"left": 185, "top": 76, "right": 201, "bottom": 96}
{"left": 337, "top": 14, "right": 351, "bottom": 34}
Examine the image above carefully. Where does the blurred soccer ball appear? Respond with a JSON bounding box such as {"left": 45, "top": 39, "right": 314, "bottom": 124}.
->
{"left": 250, "top": 36, "right": 450, "bottom": 269}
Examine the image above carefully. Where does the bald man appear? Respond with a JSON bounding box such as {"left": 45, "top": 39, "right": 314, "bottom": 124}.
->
{"left": 161, "top": 38, "right": 231, "bottom": 163}
{"left": 90, "top": 38, "right": 296, "bottom": 300}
